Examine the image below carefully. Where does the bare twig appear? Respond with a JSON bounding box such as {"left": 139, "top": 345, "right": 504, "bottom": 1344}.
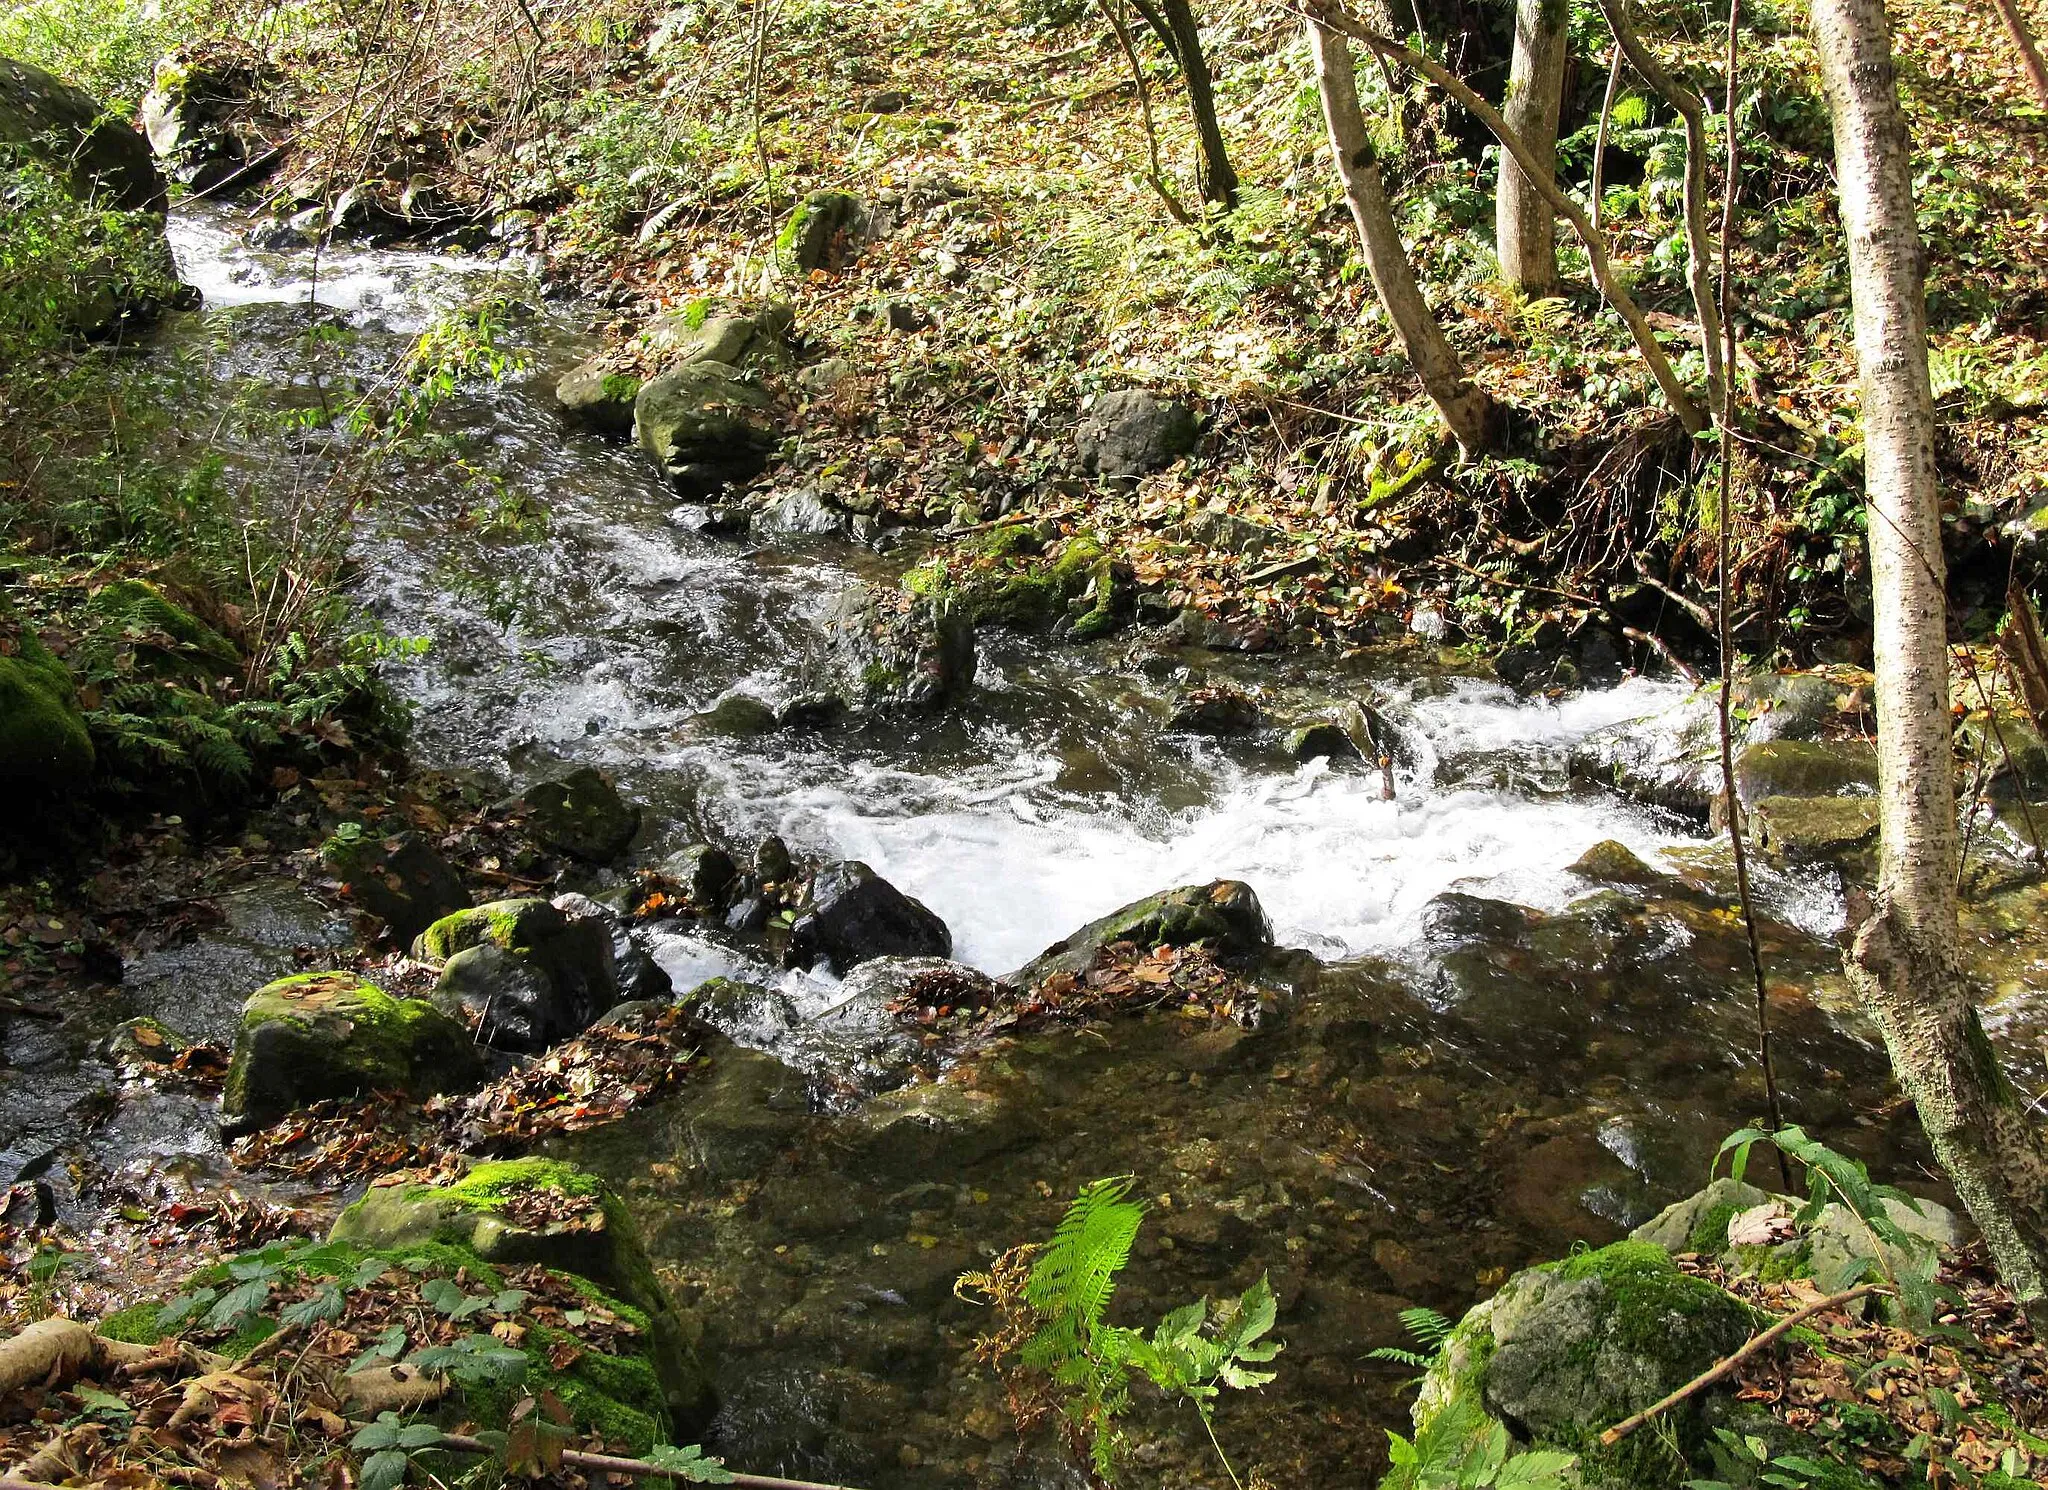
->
{"left": 1708, "top": 0, "right": 1791, "bottom": 1173}
{"left": 1591, "top": 42, "right": 1623, "bottom": 236}
{"left": 1623, "top": 625, "right": 1703, "bottom": 683}
{"left": 1599, "top": 1283, "right": 1887, "bottom": 1446}
{"left": 433, "top": 1433, "right": 867, "bottom": 1490}
{"left": 1097, "top": 0, "right": 1195, "bottom": 222}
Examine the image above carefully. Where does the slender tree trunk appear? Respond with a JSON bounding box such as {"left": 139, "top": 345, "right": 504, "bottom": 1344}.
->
{"left": 1815, "top": 0, "right": 2048, "bottom": 1324}
{"left": 1308, "top": 19, "right": 1503, "bottom": 452}
{"left": 1988, "top": 0, "right": 2048, "bottom": 112}
{"left": 1595, "top": 0, "right": 1725, "bottom": 406}
{"left": 1158, "top": 0, "right": 1238, "bottom": 207}
{"left": 1496, "top": 0, "right": 1567, "bottom": 291}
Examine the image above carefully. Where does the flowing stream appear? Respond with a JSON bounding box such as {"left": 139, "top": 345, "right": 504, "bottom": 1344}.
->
{"left": 1, "top": 212, "right": 1956, "bottom": 1487}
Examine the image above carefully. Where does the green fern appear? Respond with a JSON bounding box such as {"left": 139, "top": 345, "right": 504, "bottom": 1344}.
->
{"left": 1368, "top": 1306, "right": 1457, "bottom": 1371}
{"left": 986, "top": 1178, "right": 1282, "bottom": 1486}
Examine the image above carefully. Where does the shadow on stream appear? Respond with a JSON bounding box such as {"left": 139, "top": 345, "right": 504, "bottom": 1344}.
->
{"left": 8, "top": 210, "right": 2045, "bottom": 1488}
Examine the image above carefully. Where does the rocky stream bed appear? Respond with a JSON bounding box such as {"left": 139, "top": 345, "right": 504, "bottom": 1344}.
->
{"left": 5, "top": 211, "right": 2048, "bottom": 1488}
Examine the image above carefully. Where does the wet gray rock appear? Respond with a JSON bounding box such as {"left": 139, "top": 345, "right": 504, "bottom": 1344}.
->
{"left": 1419, "top": 892, "right": 1530, "bottom": 950}
{"left": 554, "top": 892, "right": 672, "bottom": 1004}
{"left": 675, "top": 1036, "right": 813, "bottom": 1178}
{"left": 1285, "top": 722, "right": 1359, "bottom": 763}
{"left": 797, "top": 958, "right": 998, "bottom": 1097}
{"left": 1009, "top": 880, "right": 1272, "bottom": 985}
{"left": 695, "top": 693, "right": 778, "bottom": 736}
{"left": 1637, "top": 1177, "right": 1961, "bottom": 1294}
{"left": 842, "top": 1079, "right": 1036, "bottom": 1181}
{"left": 1075, "top": 390, "right": 1198, "bottom": 479}
{"left": 755, "top": 835, "right": 793, "bottom": 884}
{"left": 139, "top": 51, "right": 263, "bottom": 192}
{"left": 818, "top": 582, "right": 975, "bottom": 713}
{"left": 785, "top": 861, "right": 951, "bottom": 975}
{"left": 506, "top": 765, "right": 640, "bottom": 862}
{"left": 1569, "top": 693, "right": 1720, "bottom": 818}
{"left": 1, "top": 57, "right": 167, "bottom": 213}
{"left": 644, "top": 303, "right": 793, "bottom": 369}
{"left": 319, "top": 828, "right": 469, "bottom": 947}
{"left": 1167, "top": 685, "right": 1264, "bottom": 735}
{"left": 753, "top": 489, "right": 845, "bottom": 536}
{"left": 415, "top": 897, "right": 619, "bottom": 1052}
{"left": 100, "top": 1016, "right": 190, "bottom": 1068}
{"left": 554, "top": 360, "right": 641, "bottom": 435}
{"left": 664, "top": 843, "right": 738, "bottom": 908}
{"left": 1751, "top": 794, "right": 1880, "bottom": 871}
{"left": 633, "top": 361, "right": 777, "bottom": 498}
{"left": 690, "top": 977, "right": 802, "bottom": 1042}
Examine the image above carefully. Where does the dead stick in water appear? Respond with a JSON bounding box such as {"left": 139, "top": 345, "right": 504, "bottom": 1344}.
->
{"left": 434, "top": 1434, "right": 869, "bottom": 1490}
{"left": 1599, "top": 1282, "right": 1886, "bottom": 1447}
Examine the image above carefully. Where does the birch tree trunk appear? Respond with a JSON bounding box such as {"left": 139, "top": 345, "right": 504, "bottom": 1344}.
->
{"left": 1815, "top": 0, "right": 2048, "bottom": 1323}
{"left": 1308, "top": 19, "right": 1503, "bottom": 452}
{"left": 1496, "top": 0, "right": 1567, "bottom": 292}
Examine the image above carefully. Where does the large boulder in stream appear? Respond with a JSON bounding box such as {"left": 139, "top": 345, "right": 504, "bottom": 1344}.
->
{"left": 561, "top": 301, "right": 791, "bottom": 439}
{"left": 0, "top": 601, "right": 94, "bottom": 791}
{"left": 222, "top": 971, "right": 486, "bottom": 1131}
{"left": 783, "top": 861, "right": 952, "bottom": 975}
{"left": 1409, "top": 1240, "right": 1754, "bottom": 1489}
{"left": 633, "top": 361, "right": 777, "bottom": 498}
{"left": 329, "top": 1158, "right": 715, "bottom": 1434}
{"left": 413, "top": 896, "right": 618, "bottom": 1052}
{"left": 817, "top": 581, "right": 976, "bottom": 712}
{"left": 1009, "top": 880, "right": 1273, "bottom": 986}
{"left": 1, "top": 57, "right": 167, "bottom": 214}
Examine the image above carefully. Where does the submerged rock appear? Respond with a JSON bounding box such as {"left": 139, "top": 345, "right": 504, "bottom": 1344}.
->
{"left": 1412, "top": 1240, "right": 1753, "bottom": 1488}
{"left": 784, "top": 861, "right": 952, "bottom": 974}
{"left": 222, "top": 971, "right": 485, "bottom": 1131}
{"left": 414, "top": 897, "right": 617, "bottom": 1052}
{"left": 752, "top": 488, "right": 845, "bottom": 536}
{"left": 1167, "top": 685, "right": 1265, "bottom": 735}
{"left": 320, "top": 828, "right": 468, "bottom": 946}
{"left": 798, "top": 957, "right": 999, "bottom": 1097}
{"left": 329, "top": 1157, "right": 714, "bottom": 1433}
{"left": 1009, "top": 880, "right": 1272, "bottom": 985}
{"left": 818, "top": 581, "right": 976, "bottom": 712}
{"left": 1075, "top": 389, "right": 1197, "bottom": 479}
{"left": 1286, "top": 721, "right": 1360, "bottom": 763}
{"left": 504, "top": 765, "right": 640, "bottom": 862}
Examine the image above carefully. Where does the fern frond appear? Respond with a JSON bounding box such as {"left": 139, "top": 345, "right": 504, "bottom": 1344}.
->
{"left": 1024, "top": 1176, "right": 1145, "bottom": 1333}
{"left": 1398, "top": 1306, "right": 1456, "bottom": 1350}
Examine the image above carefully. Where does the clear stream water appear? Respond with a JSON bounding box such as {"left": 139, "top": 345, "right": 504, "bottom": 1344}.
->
{"left": 2, "top": 211, "right": 1997, "bottom": 1487}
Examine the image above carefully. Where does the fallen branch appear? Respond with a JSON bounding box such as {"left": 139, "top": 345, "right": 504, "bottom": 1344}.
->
{"left": 1599, "top": 1282, "right": 1886, "bottom": 1446}
{"left": 434, "top": 1431, "right": 868, "bottom": 1490}
{"left": 1622, "top": 625, "right": 1702, "bottom": 684}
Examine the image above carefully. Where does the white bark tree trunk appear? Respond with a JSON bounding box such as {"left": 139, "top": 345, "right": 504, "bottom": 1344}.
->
{"left": 1308, "top": 20, "right": 1502, "bottom": 453}
{"left": 1496, "top": 0, "right": 1567, "bottom": 292}
{"left": 1815, "top": 0, "right": 2048, "bottom": 1323}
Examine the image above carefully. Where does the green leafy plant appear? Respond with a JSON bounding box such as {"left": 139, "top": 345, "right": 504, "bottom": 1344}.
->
{"left": 1368, "top": 1305, "right": 1457, "bottom": 1372}
{"left": 645, "top": 1444, "right": 737, "bottom": 1483}
{"left": 352, "top": 1412, "right": 446, "bottom": 1490}
{"left": 960, "top": 1176, "right": 1281, "bottom": 1487}
{"left": 1383, "top": 1392, "right": 1577, "bottom": 1490}
{"left": 1714, "top": 1126, "right": 1944, "bottom": 1325}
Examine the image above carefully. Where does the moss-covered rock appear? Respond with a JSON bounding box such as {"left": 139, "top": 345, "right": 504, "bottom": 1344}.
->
{"left": 320, "top": 828, "right": 469, "bottom": 946}
{"left": 0, "top": 56, "right": 167, "bottom": 214}
{"left": 1732, "top": 738, "right": 1878, "bottom": 804}
{"left": 222, "top": 971, "right": 487, "bottom": 1131}
{"left": 775, "top": 190, "right": 865, "bottom": 274}
{"left": 1408, "top": 1241, "right": 1756, "bottom": 1490}
{"left": 1751, "top": 794, "right": 1880, "bottom": 872}
{"left": 1635, "top": 1179, "right": 1960, "bottom": 1296}
{"left": 904, "top": 531, "right": 1125, "bottom": 639}
{"left": 818, "top": 581, "right": 976, "bottom": 712}
{"left": 329, "top": 1159, "right": 713, "bottom": 1434}
{"left": 632, "top": 361, "right": 777, "bottom": 498}
{"left": 414, "top": 898, "right": 617, "bottom": 1051}
{"left": 98, "top": 1228, "right": 685, "bottom": 1449}
{"left": 1007, "top": 879, "right": 1272, "bottom": 985}
{"left": 555, "top": 359, "right": 643, "bottom": 434}
{"left": 1566, "top": 839, "right": 1664, "bottom": 885}
{"left": 0, "top": 602, "right": 93, "bottom": 790}
{"left": 643, "top": 302, "right": 793, "bottom": 370}
{"left": 90, "top": 578, "right": 241, "bottom": 675}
